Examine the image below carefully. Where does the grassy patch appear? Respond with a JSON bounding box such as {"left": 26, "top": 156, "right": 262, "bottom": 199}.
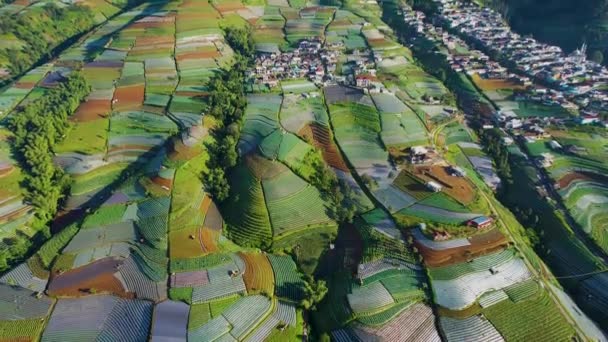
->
{"left": 271, "top": 225, "right": 337, "bottom": 275}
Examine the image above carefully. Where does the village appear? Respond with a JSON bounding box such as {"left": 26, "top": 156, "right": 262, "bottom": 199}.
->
{"left": 248, "top": 38, "right": 383, "bottom": 89}
{"left": 400, "top": 1, "right": 608, "bottom": 169}
{"left": 432, "top": 0, "right": 608, "bottom": 119}
{"left": 402, "top": 1, "right": 608, "bottom": 129}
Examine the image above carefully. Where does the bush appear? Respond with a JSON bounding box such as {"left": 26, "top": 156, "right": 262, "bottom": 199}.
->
{"left": 36, "top": 223, "right": 80, "bottom": 268}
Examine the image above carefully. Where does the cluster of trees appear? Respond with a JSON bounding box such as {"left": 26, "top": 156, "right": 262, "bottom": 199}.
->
{"left": 480, "top": 128, "right": 512, "bottom": 184}
{"left": 202, "top": 27, "right": 254, "bottom": 201}
{"left": 304, "top": 151, "right": 357, "bottom": 224}
{"left": 10, "top": 71, "right": 90, "bottom": 222}
{"left": 300, "top": 276, "right": 328, "bottom": 310}
{"left": 0, "top": 3, "right": 96, "bottom": 82}
{"left": 0, "top": 72, "right": 89, "bottom": 271}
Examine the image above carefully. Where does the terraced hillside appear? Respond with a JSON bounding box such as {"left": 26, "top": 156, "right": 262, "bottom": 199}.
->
{"left": 0, "top": 0, "right": 149, "bottom": 86}
{"left": 0, "top": 0, "right": 604, "bottom": 340}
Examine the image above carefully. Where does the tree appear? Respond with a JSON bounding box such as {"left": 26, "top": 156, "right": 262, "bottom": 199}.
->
{"left": 300, "top": 279, "right": 328, "bottom": 310}
{"left": 203, "top": 168, "right": 230, "bottom": 201}
{"left": 201, "top": 26, "right": 253, "bottom": 203}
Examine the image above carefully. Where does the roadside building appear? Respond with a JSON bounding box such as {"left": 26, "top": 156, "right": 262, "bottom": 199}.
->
{"left": 467, "top": 216, "right": 493, "bottom": 229}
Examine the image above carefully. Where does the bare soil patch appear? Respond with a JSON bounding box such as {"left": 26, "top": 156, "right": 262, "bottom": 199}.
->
{"left": 414, "top": 228, "right": 509, "bottom": 267}
{"left": 48, "top": 257, "right": 131, "bottom": 298}
{"left": 413, "top": 164, "right": 476, "bottom": 204}
{"left": 72, "top": 99, "right": 111, "bottom": 122}
{"left": 557, "top": 171, "right": 608, "bottom": 189}
{"left": 113, "top": 85, "right": 144, "bottom": 111}
{"left": 299, "top": 123, "right": 349, "bottom": 171}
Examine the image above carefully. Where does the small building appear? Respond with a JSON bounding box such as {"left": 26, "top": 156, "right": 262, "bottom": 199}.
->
{"left": 537, "top": 153, "right": 554, "bottom": 168}
{"left": 548, "top": 140, "right": 562, "bottom": 150}
{"left": 426, "top": 181, "right": 443, "bottom": 192}
{"left": 355, "top": 74, "right": 376, "bottom": 88}
{"left": 578, "top": 112, "right": 600, "bottom": 125}
{"left": 433, "top": 231, "right": 451, "bottom": 241}
{"left": 449, "top": 166, "right": 466, "bottom": 177}
{"left": 467, "top": 216, "right": 493, "bottom": 229}
{"left": 410, "top": 146, "right": 428, "bottom": 156}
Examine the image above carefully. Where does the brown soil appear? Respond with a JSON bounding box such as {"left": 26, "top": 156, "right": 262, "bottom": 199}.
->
{"left": 14, "top": 81, "right": 36, "bottom": 89}
{"left": 413, "top": 165, "right": 476, "bottom": 204}
{"left": 557, "top": 171, "right": 608, "bottom": 189}
{"left": 151, "top": 176, "right": 173, "bottom": 189}
{"left": 200, "top": 195, "right": 211, "bottom": 213}
{"left": 176, "top": 50, "right": 220, "bottom": 61}
{"left": 414, "top": 228, "right": 509, "bottom": 267}
{"left": 0, "top": 338, "right": 32, "bottom": 342}
{"left": 199, "top": 228, "right": 218, "bottom": 254}
{"left": 299, "top": 123, "right": 349, "bottom": 171}
{"left": 238, "top": 252, "right": 274, "bottom": 295}
{"left": 168, "top": 138, "right": 204, "bottom": 161}
{"left": 0, "top": 165, "right": 14, "bottom": 178}
{"left": 0, "top": 205, "right": 32, "bottom": 225}
{"left": 113, "top": 85, "right": 144, "bottom": 111}
{"left": 72, "top": 99, "right": 111, "bottom": 122}
{"left": 170, "top": 227, "right": 205, "bottom": 259}
{"left": 47, "top": 257, "right": 132, "bottom": 298}
{"left": 136, "top": 36, "right": 174, "bottom": 46}
{"left": 471, "top": 74, "right": 526, "bottom": 91}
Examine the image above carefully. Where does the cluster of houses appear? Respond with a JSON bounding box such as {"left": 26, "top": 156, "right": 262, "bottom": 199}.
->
{"left": 432, "top": 0, "right": 608, "bottom": 118}
{"left": 403, "top": 6, "right": 527, "bottom": 84}
{"left": 249, "top": 39, "right": 337, "bottom": 87}
{"left": 249, "top": 37, "right": 384, "bottom": 91}
{"left": 403, "top": 4, "right": 582, "bottom": 115}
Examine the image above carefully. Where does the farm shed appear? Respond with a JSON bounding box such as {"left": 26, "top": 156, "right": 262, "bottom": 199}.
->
{"left": 426, "top": 181, "right": 443, "bottom": 192}
{"left": 468, "top": 216, "right": 493, "bottom": 229}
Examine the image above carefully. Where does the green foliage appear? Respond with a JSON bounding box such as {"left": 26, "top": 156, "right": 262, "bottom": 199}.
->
{"left": 188, "top": 303, "right": 211, "bottom": 330}
{"left": 209, "top": 295, "right": 240, "bottom": 317}
{"left": 169, "top": 253, "right": 232, "bottom": 273}
{"left": 480, "top": 128, "right": 511, "bottom": 182}
{"left": 9, "top": 72, "right": 90, "bottom": 222}
{"left": 267, "top": 254, "right": 307, "bottom": 301}
{"left": 36, "top": 223, "right": 80, "bottom": 268}
{"left": 169, "top": 287, "right": 193, "bottom": 304}
{"left": 0, "top": 319, "right": 45, "bottom": 341}
{"left": 300, "top": 278, "right": 328, "bottom": 310}
{"left": 222, "top": 164, "right": 273, "bottom": 249}
{"left": 81, "top": 205, "right": 127, "bottom": 228}
{"left": 0, "top": 237, "right": 33, "bottom": 273}
{"left": 483, "top": 291, "right": 576, "bottom": 342}
{"left": 0, "top": 3, "right": 95, "bottom": 80}
{"left": 304, "top": 151, "right": 357, "bottom": 223}
{"left": 203, "top": 27, "right": 254, "bottom": 201}
{"left": 356, "top": 301, "right": 411, "bottom": 326}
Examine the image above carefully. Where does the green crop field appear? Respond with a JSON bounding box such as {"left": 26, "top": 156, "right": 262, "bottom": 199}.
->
{"left": 223, "top": 164, "right": 273, "bottom": 248}
{"left": 483, "top": 290, "right": 575, "bottom": 341}
{"left": 0, "top": 0, "right": 600, "bottom": 341}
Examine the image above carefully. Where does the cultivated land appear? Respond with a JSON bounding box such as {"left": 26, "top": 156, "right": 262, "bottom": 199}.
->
{"left": 0, "top": 0, "right": 605, "bottom": 341}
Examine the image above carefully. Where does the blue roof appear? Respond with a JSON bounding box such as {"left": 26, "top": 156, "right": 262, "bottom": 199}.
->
{"left": 471, "top": 216, "right": 491, "bottom": 224}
